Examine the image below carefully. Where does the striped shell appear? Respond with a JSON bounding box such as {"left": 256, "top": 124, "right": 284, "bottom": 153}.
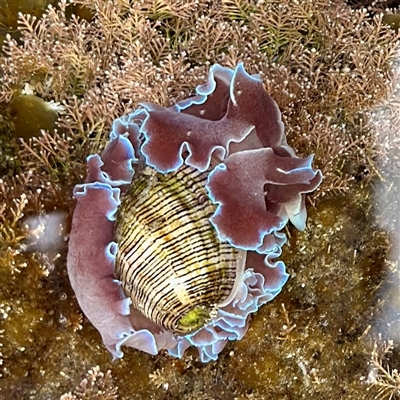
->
{"left": 114, "top": 165, "right": 244, "bottom": 335}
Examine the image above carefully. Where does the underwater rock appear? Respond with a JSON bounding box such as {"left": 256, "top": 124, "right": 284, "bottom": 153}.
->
{"left": 0, "top": 0, "right": 59, "bottom": 47}
{"left": 8, "top": 94, "right": 58, "bottom": 139}
{"left": 67, "top": 63, "right": 322, "bottom": 362}
{"left": 383, "top": 13, "right": 400, "bottom": 32}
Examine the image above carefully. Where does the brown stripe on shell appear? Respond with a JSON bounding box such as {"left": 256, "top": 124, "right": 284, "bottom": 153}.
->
{"left": 114, "top": 164, "right": 245, "bottom": 335}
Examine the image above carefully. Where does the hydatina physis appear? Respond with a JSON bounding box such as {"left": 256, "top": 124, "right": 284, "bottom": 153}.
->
{"left": 113, "top": 163, "right": 246, "bottom": 335}
{"left": 67, "top": 63, "right": 321, "bottom": 361}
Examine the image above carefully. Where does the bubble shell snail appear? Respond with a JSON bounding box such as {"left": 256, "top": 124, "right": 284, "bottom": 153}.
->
{"left": 66, "top": 63, "right": 322, "bottom": 362}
